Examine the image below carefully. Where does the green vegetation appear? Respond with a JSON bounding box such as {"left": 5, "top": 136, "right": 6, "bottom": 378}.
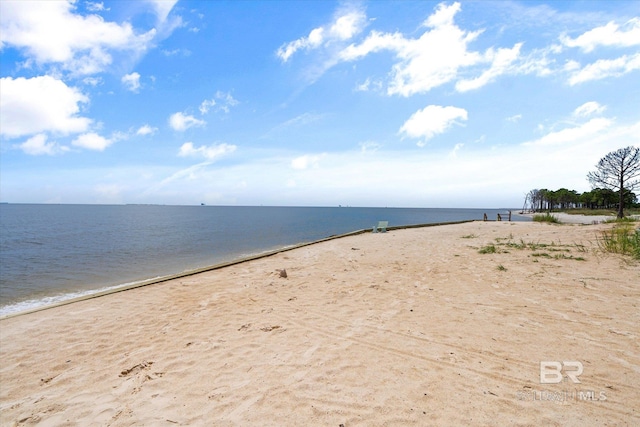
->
{"left": 533, "top": 213, "right": 559, "bottom": 223}
{"left": 497, "top": 265, "right": 507, "bottom": 271}
{"left": 475, "top": 235, "right": 588, "bottom": 262}
{"left": 604, "top": 217, "right": 639, "bottom": 224}
{"left": 478, "top": 244, "right": 497, "bottom": 254}
{"left": 531, "top": 252, "right": 551, "bottom": 258}
{"left": 597, "top": 224, "right": 640, "bottom": 260}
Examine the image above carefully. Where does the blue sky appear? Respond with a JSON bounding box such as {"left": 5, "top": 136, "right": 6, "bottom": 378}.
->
{"left": 1, "top": 0, "right": 639, "bottom": 207}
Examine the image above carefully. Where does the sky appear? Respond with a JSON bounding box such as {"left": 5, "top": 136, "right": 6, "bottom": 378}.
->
{"left": 1, "top": 0, "right": 639, "bottom": 208}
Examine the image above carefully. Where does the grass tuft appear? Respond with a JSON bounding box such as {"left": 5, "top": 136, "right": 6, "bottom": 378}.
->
{"left": 533, "top": 213, "right": 559, "bottom": 223}
{"left": 478, "top": 244, "right": 497, "bottom": 254}
{"left": 598, "top": 224, "right": 640, "bottom": 260}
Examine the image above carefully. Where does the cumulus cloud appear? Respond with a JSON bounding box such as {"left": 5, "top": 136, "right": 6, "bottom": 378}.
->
{"left": 568, "top": 53, "right": 640, "bottom": 85}
{"left": 0, "top": 0, "right": 158, "bottom": 75}
{"left": 399, "top": 105, "right": 468, "bottom": 145}
{"left": 338, "top": 3, "right": 487, "bottom": 96}
{"left": 121, "top": 72, "right": 141, "bottom": 92}
{"left": 72, "top": 132, "right": 112, "bottom": 151}
{"left": 0, "top": 76, "right": 91, "bottom": 138}
{"left": 169, "top": 112, "right": 206, "bottom": 131}
{"left": 337, "top": 2, "right": 526, "bottom": 96}
{"left": 136, "top": 124, "right": 157, "bottom": 136}
{"left": 277, "top": 6, "right": 366, "bottom": 61}
{"left": 573, "top": 101, "right": 606, "bottom": 118}
{"left": 16, "top": 134, "right": 67, "bottom": 155}
{"left": 561, "top": 18, "right": 640, "bottom": 52}
{"left": 178, "top": 142, "right": 237, "bottom": 160}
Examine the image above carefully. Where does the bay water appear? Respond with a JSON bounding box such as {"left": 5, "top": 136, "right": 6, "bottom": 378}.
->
{"left": 0, "top": 204, "right": 527, "bottom": 316}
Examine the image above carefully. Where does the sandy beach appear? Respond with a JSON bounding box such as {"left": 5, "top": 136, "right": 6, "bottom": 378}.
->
{"left": 1, "top": 220, "right": 638, "bottom": 426}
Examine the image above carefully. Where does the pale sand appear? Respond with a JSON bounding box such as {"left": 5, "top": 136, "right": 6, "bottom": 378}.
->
{"left": 1, "top": 221, "right": 639, "bottom": 426}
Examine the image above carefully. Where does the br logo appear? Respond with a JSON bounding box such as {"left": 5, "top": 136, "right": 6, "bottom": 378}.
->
{"left": 540, "top": 361, "right": 583, "bottom": 384}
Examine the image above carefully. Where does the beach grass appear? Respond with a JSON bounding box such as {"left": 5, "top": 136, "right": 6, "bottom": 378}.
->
{"left": 533, "top": 213, "right": 559, "bottom": 223}
{"left": 478, "top": 234, "right": 589, "bottom": 261}
{"left": 478, "top": 244, "right": 498, "bottom": 254}
{"left": 598, "top": 224, "right": 640, "bottom": 259}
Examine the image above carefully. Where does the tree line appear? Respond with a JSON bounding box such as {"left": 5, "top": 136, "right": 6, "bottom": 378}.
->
{"left": 523, "top": 187, "right": 638, "bottom": 213}
{"left": 523, "top": 146, "right": 640, "bottom": 218}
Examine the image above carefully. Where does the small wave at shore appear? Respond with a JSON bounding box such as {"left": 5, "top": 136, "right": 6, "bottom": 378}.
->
{"left": 0, "top": 277, "right": 166, "bottom": 318}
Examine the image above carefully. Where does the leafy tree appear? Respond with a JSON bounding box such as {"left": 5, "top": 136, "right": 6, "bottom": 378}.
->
{"left": 587, "top": 146, "right": 640, "bottom": 218}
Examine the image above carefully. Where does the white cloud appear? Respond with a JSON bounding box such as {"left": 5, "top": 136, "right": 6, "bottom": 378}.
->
{"left": 561, "top": 18, "right": 640, "bottom": 52}
{"left": 147, "top": 0, "right": 179, "bottom": 24}
{"left": 522, "top": 118, "right": 612, "bottom": 147}
{"left": 82, "top": 76, "right": 103, "bottom": 86}
{"left": 0, "top": 0, "right": 157, "bottom": 75}
{"left": 199, "top": 91, "right": 239, "bottom": 114}
{"left": 355, "top": 78, "right": 370, "bottom": 92}
{"left": 282, "top": 2, "right": 529, "bottom": 95}
{"left": 136, "top": 124, "right": 157, "bottom": 136}
{"left": 455, "top": 43, "right": 523, "bottom": 92}
{"left": 399, "top": 105, "right": 468, "bottom": 144}
{"left": 573, "top": 101, "right": 606, "bottom": 118}
{"left": 72, "top": 132, "right": 112, "bottom": 151}
{"left": 277, "top": 6, "right": 366, "bottom": 61}
{"left": 121, "top": 72, "right": 141, "bottom": 92}
{"left": 0, "top": 76, "right": 91, "bottom": 138}
{"left": 199, "top": 99, "right": 216, "bottom": 115}
{"left": 338, "top": 2, "right": 526, "bottom": 96}
{"left": 563, "top": 60, "right": 581, "bottom": 72}
{"left": 339, "top": 31, "right": 405, "bottom": 61}
{"left": 178, "top": 142, "right": 237, "bottom": 161}
{"left": 169, "top": 112, "right": 206, "bottom": 131}
{"left": 215, "top": 91, "right": 239, "bottom": 110}
{"left": 340, "top": 3, "right": 485, "bottom": 96}
{"left": 568, "top": 53, "right": 640, "bottom": 85}
{"left": 86, "top": 2, "right": 109, "bottom": 12}
{"left": 16, "top": 133, "right": 67, "bottom": 155}
{"left": 291, "top": 154, "right": 325, "bottom": 170}
{"left": 506, "top": 114, "right": 522, "bottom": 123}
